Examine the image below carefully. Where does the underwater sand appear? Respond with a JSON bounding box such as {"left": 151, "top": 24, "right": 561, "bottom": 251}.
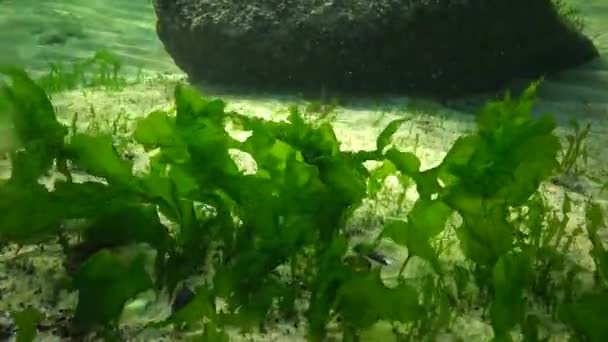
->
{"left": 0, "top": 0, "right": 607, "bottom": 341}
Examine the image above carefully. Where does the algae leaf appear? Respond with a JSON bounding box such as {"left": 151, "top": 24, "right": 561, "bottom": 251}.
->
{"left": 438, "top": 83, "right": 558, "bottom": 267}
{"left": 171, "top": 84, "right": 241, "bottom": 179}
{"left": 376, "top": 118, "right": 410, "bottom": 153}
{"left": 134, "top": 110, "right": 189, "bottom": 162}
{"left": 382, "top": 199, "right": 452, "bottom": 272}
{"left": 384, "top": 147, "right": 421, "bottom": 176}
{"left": 450, "top": 195, "right": 514, "bottom": 266}
{"left": 491, "top": 252, "right": 532, "bottom": 340}
{"left": 439, "top": 81, "right": 558, "bottom": 206}
{"left": 50, "top": 181, "right": 140, "bottom": 220}
{"left": 335, "top": 269, "right": 423, "bottom": 329}
{"left": 0, "top": 182, "right": 62, "bottom": 243}
{"left": 408, "top": 199, "right": 452, "bottom": 238}
{"left": 82, "top": 205, "right": 171, "bottom": 253}
{"left": 367, "top": 159, "right": 398, "bottom": 196}
{"left": 69, "top": 133, "right": 136, "bottom": 189}
{"left": 11, "top": 307, "right": 43, "bottom": 342}
{"left": 559, "top": 292, "right": 608, "bottom": 342}
{"left": 585, "top": 202, "right": 608, "bottom": 283}
{"left": 0, "top": 65, "right": 68, "bottom": 182}
{"left": 73, "top": 249, "right": 154, "bottom": 329}
{"left": 0, "top": 66, "right": 67, "bottom": 152}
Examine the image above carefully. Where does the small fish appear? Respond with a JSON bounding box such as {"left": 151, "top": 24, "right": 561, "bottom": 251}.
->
{"left": 353, "top": 244, "right": 392, "bottom": 266}
{"left": 172, "top": 285, "right": 196, "bottom": 314}
{"left": 364, "top": 250, "right": 392, "bottom": 266}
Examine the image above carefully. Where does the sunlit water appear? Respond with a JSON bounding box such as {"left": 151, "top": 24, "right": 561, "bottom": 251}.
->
{"left": 0, "top": 0, "right": 606, "bottom": 111}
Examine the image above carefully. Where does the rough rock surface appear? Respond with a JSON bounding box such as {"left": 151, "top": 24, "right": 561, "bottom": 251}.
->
{"left": 153, "top": 0, "right": 599, "bottom": 98}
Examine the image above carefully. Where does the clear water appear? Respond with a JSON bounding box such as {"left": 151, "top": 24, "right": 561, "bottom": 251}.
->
{"left": 0, "top": 0, "right": 179, "bottom": 75}
{"left": 0, "top": 0, "right": 606, "bottom": 105}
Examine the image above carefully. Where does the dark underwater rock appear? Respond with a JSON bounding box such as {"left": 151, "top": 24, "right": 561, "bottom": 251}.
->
{"left": 153, "top": 0, "right": 599, "bottom": 98}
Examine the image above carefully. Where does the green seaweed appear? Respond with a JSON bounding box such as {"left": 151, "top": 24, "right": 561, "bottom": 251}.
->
{"left": 0, "top": 64, "right": 606, "bottom": 342}
{"left": 36, "top": 50, "right": 128, "bottom": 93}
{"left": 10, "top": 308, "right": 43, "bottom": 342}
{"left": 559, "top": 118, "right": 590, "bottom": 177}
{"left": 73, "top": 249, "right": 154, "bottom": 330}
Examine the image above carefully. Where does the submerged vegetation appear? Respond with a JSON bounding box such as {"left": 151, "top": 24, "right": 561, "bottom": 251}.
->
{"left": 0, "top": 56, "right": 607, "bottom": 342}
{"left": 36, "top": 50, "right": 133, "bottom": 93}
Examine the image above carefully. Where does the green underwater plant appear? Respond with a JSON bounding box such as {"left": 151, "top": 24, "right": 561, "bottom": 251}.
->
{"left": 0, "top": 63, "right": 607, "bottom": 342}
{"left": 559, "top": 118, "right": 590, "bottom": 177}
{"left": 36, "top": 50, "right": 128, "bottom": 93}
{"left": 10, "top": 307, "right": 43, "bottom": 342}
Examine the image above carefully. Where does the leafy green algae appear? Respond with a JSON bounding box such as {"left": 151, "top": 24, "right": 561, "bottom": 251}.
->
{"left": 0, "top": 67, "right": 606, "bottom": 342}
